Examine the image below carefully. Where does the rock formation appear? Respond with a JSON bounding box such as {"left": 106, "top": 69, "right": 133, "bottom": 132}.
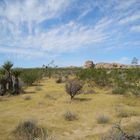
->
{"left": 84, "top": 61, "right": 95, "bottom": 68}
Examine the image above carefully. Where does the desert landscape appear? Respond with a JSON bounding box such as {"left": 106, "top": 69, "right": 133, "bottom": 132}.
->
{"left": 0, "top": 61, "right": 140, "bottom": 140}
{"left": 0, "top": 0, "right": 140, "bottom": 140}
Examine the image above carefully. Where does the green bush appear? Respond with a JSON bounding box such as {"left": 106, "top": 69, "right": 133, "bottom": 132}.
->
{"left": 56, "top": 77, "right": 62, "bottom": 83}
{"left": 77, "top": 68, "right": 110, "bottom": 87}
{"left": 112, "top": 87, "right": 126, "bottom": 95}
{"left": 21, "top": 70, "right": 42, "bottom": 86}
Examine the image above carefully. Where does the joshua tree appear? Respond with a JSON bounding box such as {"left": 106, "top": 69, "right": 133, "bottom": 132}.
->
{"left": 3, "top": 61, "right": 13, "bottom": 92}
{"left": 12, "top": 69, "right": 21, "bottom": 95}
{"left": 131, "top": 57, "right": 138, "bottom": 65}
{"left": 0, "top": 75, "right": 7, "bottom": 96}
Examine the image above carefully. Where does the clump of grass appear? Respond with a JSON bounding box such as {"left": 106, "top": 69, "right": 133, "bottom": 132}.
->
{"left": 112, "top": 87, "right": 126, "bottom": 95}
{"left": 13, "top": 120, "right": 47, "bottom": 140}
{"left": 45, "top": 94, "right": 56, "bottom": 100}
{"left": 63, "top": 111, "right": 78, "bottom": 121}
{"left": 35, "top": 86, "right": 42, "bottom": 91}
{"left": 22, "top": 96, "right": 32, "bottom": 101}
{"left": 116, "top": 107, "right": 138, "bottom": 118}
{"left": 97, "top": 114, "right": 110, "bottom": 124}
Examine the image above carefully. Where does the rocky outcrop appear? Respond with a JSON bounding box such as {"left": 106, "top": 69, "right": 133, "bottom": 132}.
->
{"left": 95, "top": 63, "right": 126, "bottom": 69}
{"left": 83, "top": 60, "right": 131, "bottom": 69}
{"left": 84, "top": 61, "right": 95, "bottom": 68}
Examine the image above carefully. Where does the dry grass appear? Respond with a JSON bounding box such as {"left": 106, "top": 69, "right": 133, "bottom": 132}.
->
{"left": 12, "top": 120, "right": 46, "bottom": 140}
{"left": 0, "top": 78, "right": 140, "bottom": 140}
{"left": 63, "top": 111, "right": 78, "bottom": 121}
{"left": 96, "top": 114, "right": 110, "bottom": 124}
{"left": 22, "top": 95, "right": 32, "bottom": 101}
{"left": 116, "top": 106, "right": 139, "bottom": 118}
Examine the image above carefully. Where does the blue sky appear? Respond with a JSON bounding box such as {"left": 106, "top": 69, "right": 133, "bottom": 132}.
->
{"left": 0, "top": 0, "right": 140, "bottom": 67}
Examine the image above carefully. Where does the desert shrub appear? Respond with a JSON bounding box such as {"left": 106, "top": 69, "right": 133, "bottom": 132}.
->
{"left": 63, "top": 111, "right": 77, "bottom": 121}
{"left": 22, "top": 96, "right": 32, "bottom": 100}
{"left": 77, "top": 68, "right": 111, "bottom": 87}
{"left": 21, "top": 71, "right": 42, "bottom": 86}
{"left": 13, "top": 120, "right": 47, "bottom": 140}
{"left": 112, "top": 87, "right": 126, "bottom": 95}
{"left": 65, "top": 79, "right": 84, "bottom": 99}
{"left": 97, "top": 114, "right": 110, "bottom": 124}
{"left": 102, "top": 122, "right": 140, "bottom": 140}
{"left": 56, "top": 77, "right": 62, "bottom": 83}
{"left": 131, "top": 88, "right": 140, "bottom": 97}
{"left": 116, "top": 107, "right": 138, "bottom": 118}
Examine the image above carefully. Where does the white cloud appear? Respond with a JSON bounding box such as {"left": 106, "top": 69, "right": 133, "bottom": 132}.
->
{"left": 0, "top": 46, "right": 44, "bottom": 57}
{"left": 118, "top": 14, "right": 140, "bottom": 25}
{"left": 1, "top": 0, "right": 71, "bottom": 23}
{"left": 131, "top": 25, "right": 140, "bottom": 32}
{"left": 0, "top": 0, "right": 139, "bottom": 60}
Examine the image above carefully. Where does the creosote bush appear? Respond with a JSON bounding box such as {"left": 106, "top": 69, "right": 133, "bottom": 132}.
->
{"left": 112, "top": 87, "right": 126, "bottom": 95}
{"left": 65, "top": 79, "right": 84, "bottom": 100}
{"left": 56, "top": 77, "right": 62, "bottom": 83}
{"left": 63, "top": 111, "right": 78, "bottom": 121}
{"left": 20, "top": 68, "right": 44, "bottom": 86}
{"left": 13, "top": 120, "right": 47, "bottom": 140}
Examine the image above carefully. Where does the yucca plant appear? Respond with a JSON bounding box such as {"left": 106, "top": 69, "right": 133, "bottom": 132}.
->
{"left": 12, "top": 69, "right": 22, "bottom": 95}
{"left": 0, "top": 75, "right": 7, "bottom": 96}
{"left": 3, "top": 61, "right": 13, "bottom": 91}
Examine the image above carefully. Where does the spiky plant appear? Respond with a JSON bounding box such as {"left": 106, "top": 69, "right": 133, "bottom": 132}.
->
{"left": 12, "top": 69, "right": 22, "bottom": 95}
{"left": 3, "top": 61, "right": 13, "bottom": 91}
{"left": 0, "top": 75, "right": 7, "bottom": 96}
{"left": 0, "top": 68, "right": 5, "bottom": 75}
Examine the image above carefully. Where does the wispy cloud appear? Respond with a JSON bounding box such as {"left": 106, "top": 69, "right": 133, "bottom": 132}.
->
{"left": 118, "top": 14, "right": 140, "bottom": 25}
{"left": 0, "top": 0, "right": 140, "bottom": 66}
{"left": 131, "top": 25, "right": 140, "bottom": 32}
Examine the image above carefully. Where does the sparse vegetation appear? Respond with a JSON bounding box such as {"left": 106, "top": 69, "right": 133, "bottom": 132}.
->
{"left": 0, "top": 63, "right": 140, "bottom": 139}
{"left": 97, "top": 114, "right": 110, "bottom": 124}
{"left": 63, "top": 111, "right": 78, "bottom": 121}
{"left": 116, "top": 107, "right": 138, "bottom": 118}
{"left": 102, "top": 122, "right": 140, "bottom": 140}
{"left": 112, "top": 87, "right": 126, "bottom": 95}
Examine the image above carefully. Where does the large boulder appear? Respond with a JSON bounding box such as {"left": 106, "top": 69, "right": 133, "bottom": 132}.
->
{"left": 84, "top": 61, "right": 95, "bottom": 68}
